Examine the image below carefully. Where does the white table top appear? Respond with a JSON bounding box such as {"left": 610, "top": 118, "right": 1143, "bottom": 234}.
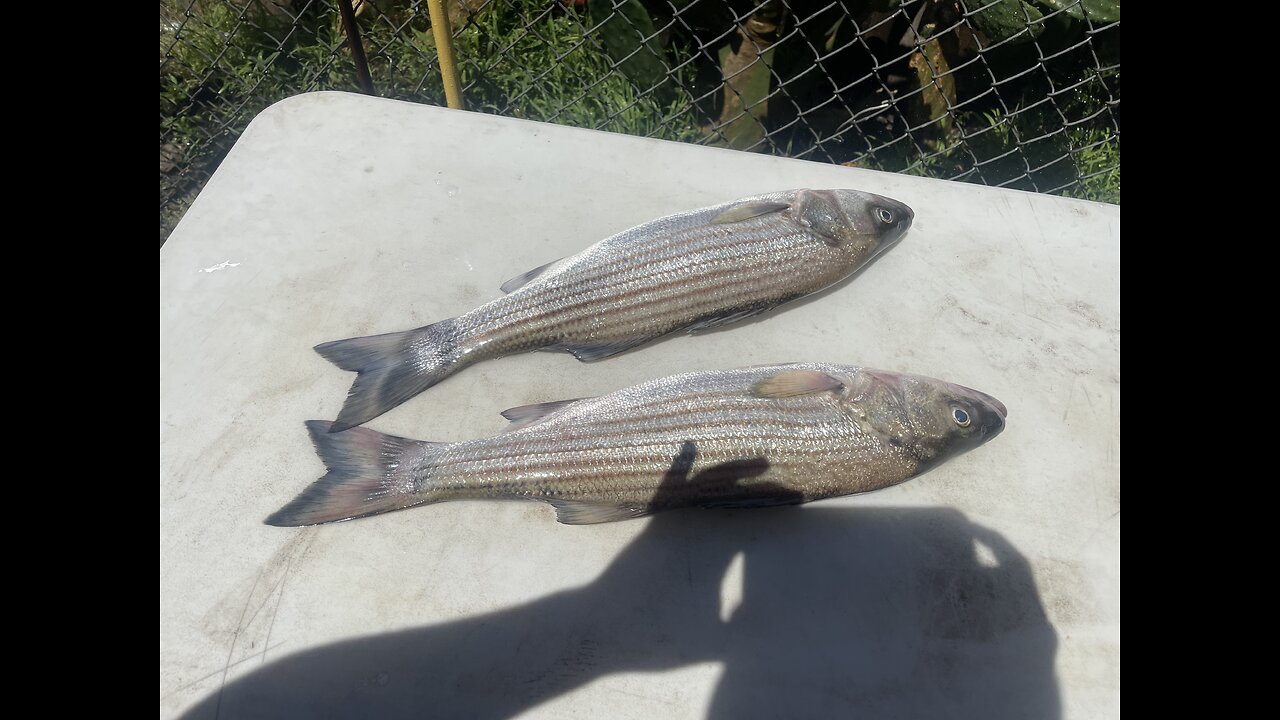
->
{"left": 160, "top": 92, "right": 1119, "bottom": 719}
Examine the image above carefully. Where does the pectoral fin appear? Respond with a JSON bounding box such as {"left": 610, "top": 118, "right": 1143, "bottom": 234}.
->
{"left": 751, "top": 369, "right": 844, "bottom": 398}
{"left": 711, "top": 200, "right": 790, "bottom": 225}
{"left": 684, "top": 296, "right": 799, "bottom": 334}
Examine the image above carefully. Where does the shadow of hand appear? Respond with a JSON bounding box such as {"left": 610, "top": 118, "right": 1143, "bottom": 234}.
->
{"left": 183, "top": 445, "right": 1058, "bottom": 720}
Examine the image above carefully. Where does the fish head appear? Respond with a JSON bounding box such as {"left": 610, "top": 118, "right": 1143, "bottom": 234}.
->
{"left": 791, "top": 189, "right": 914, "bottom": 258}
{"left": 839, "top": 368, "right": 1006, "bottom": 470}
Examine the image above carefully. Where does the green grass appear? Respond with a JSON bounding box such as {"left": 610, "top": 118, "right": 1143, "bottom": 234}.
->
{"left": 1063, "top": 127, "right": 1121, "bottom": 204}
{"left": 160, "top": 1, "right": 1119, "bottom": 242}
{"left": 160, "top": 0, "right": 704, "bottom": 240}
{"left": 373, "top": 0, "right": 702, "bottom": 142}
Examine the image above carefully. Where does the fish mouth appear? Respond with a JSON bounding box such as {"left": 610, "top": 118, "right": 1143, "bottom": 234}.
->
{"left": 880, "top": 198, "right": 914, "bottom": 242}
{"left": 860, "top": 371, "right": 1006, "bottom": 437}
{"left": 970, "top": 389, "right": 1007, "bottom": 440}
{"left": 893, "top": 201, "right": 915, "bottom": 230}
{"left": 944, "top": 382, "right": 1006, "bottom": 418}
{"left": 872, "top": 203, "right": 913, "bottom": 251}
{"left": 940, "top": 381, "right": 1007, "bottom": 440}
{"left": 976, "top": 390, "right": 1007, "bottom": 420}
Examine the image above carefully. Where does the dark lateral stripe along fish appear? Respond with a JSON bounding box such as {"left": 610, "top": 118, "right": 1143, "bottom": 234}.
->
{"left": 317, "top": 189, "right": 914, "bottom": 431}
{"left": 266, "top": 363, "right": 1005, "bottom": 527}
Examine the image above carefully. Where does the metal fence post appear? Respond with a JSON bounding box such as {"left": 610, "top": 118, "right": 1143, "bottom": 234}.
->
{"left": 427, "top": 0, "right": 464, "bottom": 110}
{"left": 336, "top": 0, "right": 375, "bottom": 95}
{"left": 160, "top": 0, "right": 1118, "bottom": 243}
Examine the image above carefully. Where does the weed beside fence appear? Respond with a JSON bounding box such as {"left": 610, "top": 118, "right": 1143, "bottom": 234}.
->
{"left": 160, "top": 0, "right": 1120, "bottom": 243}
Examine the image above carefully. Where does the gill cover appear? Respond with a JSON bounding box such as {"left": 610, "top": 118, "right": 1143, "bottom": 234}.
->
{"left": 792, "top": 190, "right": 853, "bottom": 246}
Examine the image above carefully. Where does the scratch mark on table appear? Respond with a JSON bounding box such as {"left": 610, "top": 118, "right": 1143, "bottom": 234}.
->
{"left": 603, "top": 682, "right": 681, "bottom": 706}
{"left": 1009, "top": 228, "right": 1033, "bottom": 315}
{"left": 1078, "top": 509, "right": 1121, "bottom": 554}
{"left": 429, "top": 528, "right": 458, "bottom": 580}
{"left": 214, "top": 565, "right": 265, "bottom": 720}
{"left": 162, "top": 643, "right": 288, "bottom": 700}
{"left": 261, "top": 535, "right": 308, "bottom": 665}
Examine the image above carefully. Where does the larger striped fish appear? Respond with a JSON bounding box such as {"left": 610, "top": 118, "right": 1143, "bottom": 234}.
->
{"left": 318, "top": 189, "right": 913, "bottom": 431}
{"left": 266, "top": 363, "right": 1005, "bottom": 526}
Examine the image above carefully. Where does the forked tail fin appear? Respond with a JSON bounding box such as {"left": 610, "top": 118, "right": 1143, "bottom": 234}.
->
{"left": 265, "top": 421, "right": 450, "bottom": 526}
{"left": 315, "top": 319, "right": 462, "bottom": 432}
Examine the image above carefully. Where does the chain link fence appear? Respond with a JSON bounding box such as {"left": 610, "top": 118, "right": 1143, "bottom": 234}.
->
{"left": 161, "top": 0, "right": 1120, "bottom": 243}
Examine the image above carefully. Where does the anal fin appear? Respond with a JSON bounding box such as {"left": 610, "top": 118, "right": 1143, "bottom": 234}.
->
{"left": 711, "top": 200, "right": 790, "bottom": 224}
{"left": 548, "top": 499, "right": 649, "bottom": 525}
{"left": 546, "top": 335, "right": 653, "bottom": 362}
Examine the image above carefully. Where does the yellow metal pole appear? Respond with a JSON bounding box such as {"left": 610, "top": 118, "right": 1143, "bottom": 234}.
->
{"left": 426, "top": 0, "right": 464, "bottom": 109}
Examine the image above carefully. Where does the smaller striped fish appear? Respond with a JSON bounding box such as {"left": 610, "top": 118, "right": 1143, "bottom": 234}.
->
{"left": 265, "top": 364, "right": 1006, "bottom": 526}
{"left": 317, "top": 189, "right": 913, "bottom": 431}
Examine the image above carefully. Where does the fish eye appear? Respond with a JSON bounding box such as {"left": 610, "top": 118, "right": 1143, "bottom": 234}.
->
{"left": 951, "top": 407, "right": 971, "bottom": 427}
{"left": 876, "top": 207, "right": 895, "bottom": 225}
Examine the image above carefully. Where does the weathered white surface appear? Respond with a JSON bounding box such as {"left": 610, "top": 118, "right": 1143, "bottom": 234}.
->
{"left": 160, "top": 92, "right": 1119, "bottom": 719}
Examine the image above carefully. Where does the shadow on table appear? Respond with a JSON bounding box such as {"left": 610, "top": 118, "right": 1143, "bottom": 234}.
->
{"left": 184, "top": 447, "right": 1058, "bottom": 720}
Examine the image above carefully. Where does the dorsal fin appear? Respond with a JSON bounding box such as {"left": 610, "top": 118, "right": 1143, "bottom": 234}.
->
{"left": 499, "top": 398, "right": 588, "bottom": 432}
{"left": 711, "top": 200, "right": 790, "bottom": 225}
{"left": 750, "top": 369, "right": 844, "bottom": 398}
{"left": 500, "top": 257, "right": 567, "bottom": 293}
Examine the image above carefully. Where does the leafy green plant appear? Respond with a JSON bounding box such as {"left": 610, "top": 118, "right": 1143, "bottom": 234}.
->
{"left": 160, "top": 1, "right": 354, "bottom": 241}
{"left": 1063, "top": 126, "right": 1120, "bottom": 203}
{"left": 441, "top": 0, "right": 701, "bottom": 140}
{"left": 160, "top": 0, "right": 706, "bottom": 241}
{"left": 160, "top": 0, "right": 1119, "bottom": 243}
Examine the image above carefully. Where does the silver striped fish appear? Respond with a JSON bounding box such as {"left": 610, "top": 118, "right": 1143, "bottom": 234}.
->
{"left": 317, "top": 189, "right": 913, "bottom": 431}
{"left": 266, "top": 363, "right": 1005, "bottom": 526}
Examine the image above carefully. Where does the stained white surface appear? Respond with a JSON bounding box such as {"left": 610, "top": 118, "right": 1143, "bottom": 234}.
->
{"left": 160, "top": 92, "right": 1119, "bottom": 719}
